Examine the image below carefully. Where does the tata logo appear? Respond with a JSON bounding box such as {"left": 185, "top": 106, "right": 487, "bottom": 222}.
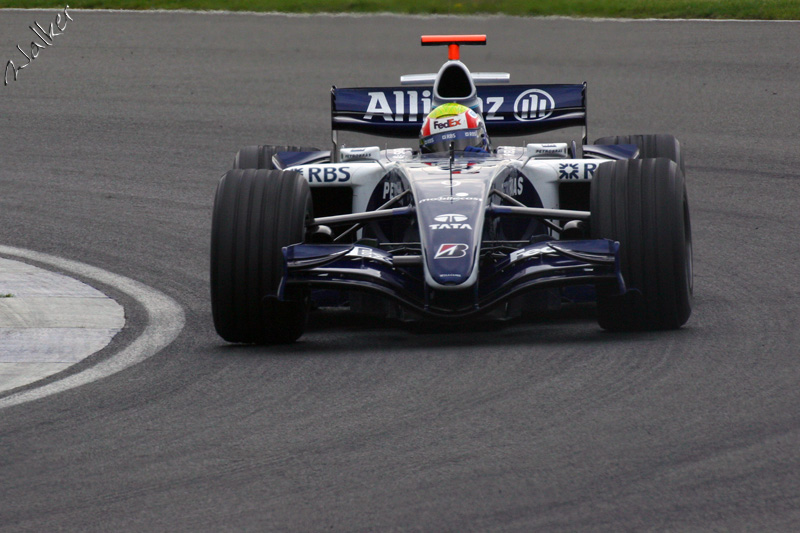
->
{"left": 430, "top": 214, "right": 472, "bottom": 230}
{"left": 513, "top": 89, "right": 555, "bottom": 121}
{"left": 434, "top": 243, "right": 469, "bottom": 259}
{"left": 434, "top": 214, "right": 468, "bottom": 223}
{"left": 433, "top": 117, "right": 462, "bottom": 130}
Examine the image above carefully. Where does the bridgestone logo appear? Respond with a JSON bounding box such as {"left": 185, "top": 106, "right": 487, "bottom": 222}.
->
{"left": 434, "top": 243, "right": 469, "bottom": 259}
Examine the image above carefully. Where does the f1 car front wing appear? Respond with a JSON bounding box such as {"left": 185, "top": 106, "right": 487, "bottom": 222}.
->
{"left": 281, "top": 239, "right": 623, "bottom": 318}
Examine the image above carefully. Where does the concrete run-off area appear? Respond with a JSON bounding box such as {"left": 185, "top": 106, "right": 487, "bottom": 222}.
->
{"left": 0, "top": 256, "right": 123, "bottom": 393}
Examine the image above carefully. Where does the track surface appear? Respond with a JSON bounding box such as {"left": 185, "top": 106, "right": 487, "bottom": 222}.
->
{"left": 1, "top": 11, "right": 799, "bottom": 531}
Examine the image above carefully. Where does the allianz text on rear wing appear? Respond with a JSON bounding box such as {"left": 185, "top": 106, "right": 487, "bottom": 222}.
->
{"left": 330, "top": 83, "right": 587, "bottom": 141}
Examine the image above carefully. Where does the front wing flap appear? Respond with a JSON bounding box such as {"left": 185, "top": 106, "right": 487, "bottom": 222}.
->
{"left": 282, "top": 239, "right": 622, "bottom": 318}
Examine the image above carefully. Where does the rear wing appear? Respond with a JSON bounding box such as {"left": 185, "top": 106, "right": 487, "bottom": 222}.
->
{"left": 330, "top": 83, "right": 587, "bottom": 147}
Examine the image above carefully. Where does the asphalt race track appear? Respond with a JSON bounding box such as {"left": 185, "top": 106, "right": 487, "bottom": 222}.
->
{"left": 1, "top": 10, "right": 800, "bottom": 531}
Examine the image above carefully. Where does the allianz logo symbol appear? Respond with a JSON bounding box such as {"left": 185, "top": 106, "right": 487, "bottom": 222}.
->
{"left": 430, "top": 213, "right": 472, "bottom": 230}
{"left": 513, "top": 89, "right": 555, "bottom": 121}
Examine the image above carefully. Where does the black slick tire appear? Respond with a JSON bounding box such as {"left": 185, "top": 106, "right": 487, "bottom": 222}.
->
{"left": 590, "top": 158, "right": 692, "bottom": 330}
{"left": 210, "top": 169, "right": 312, "bottom": 343}
{"left": 593, "top": 134, "right": 684, "bottom": 174}
{"left": 233, "top": 145, "right": 319, "bottom": 170}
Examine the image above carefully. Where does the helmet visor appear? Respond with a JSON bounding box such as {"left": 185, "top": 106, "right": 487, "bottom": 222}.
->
{"left": 420, "top": 129, "right": 483, "bottom": 154}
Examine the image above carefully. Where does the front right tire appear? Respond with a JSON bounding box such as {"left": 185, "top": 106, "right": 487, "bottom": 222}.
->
{"left": 590, "top": 157, "right": 693, "bottom": 330}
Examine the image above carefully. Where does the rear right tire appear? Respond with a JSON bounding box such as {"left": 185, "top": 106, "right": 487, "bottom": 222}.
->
{"left": 593, "top": 134, "right": 684, "bottom": 174}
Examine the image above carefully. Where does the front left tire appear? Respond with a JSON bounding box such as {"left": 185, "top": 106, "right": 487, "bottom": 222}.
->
{"left": 210, "top": 169, "right": 312, "bottom": 343}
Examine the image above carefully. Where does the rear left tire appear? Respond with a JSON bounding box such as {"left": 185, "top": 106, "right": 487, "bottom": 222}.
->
{"left": 233, "top": 145, "right": 319, "bottom": 170}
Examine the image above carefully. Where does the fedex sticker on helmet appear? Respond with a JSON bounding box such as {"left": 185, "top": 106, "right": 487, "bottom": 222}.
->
{"left": 434, "top": 243, "right": 469, "bottom": 259}
{"left": 432, "top": 116, "right": 467, "bottom": 131}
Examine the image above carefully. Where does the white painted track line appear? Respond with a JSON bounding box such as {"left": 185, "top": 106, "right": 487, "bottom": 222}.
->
{"left": 0, "top": 246, "right": 185, "bottom": 409}
{"left": 0, "top": 256, "right": 124, "bottom": 392}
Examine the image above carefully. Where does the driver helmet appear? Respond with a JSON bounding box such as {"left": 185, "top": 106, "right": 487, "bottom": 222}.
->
{"left": 419, "top": 103, "right": 490, "bottom": 154}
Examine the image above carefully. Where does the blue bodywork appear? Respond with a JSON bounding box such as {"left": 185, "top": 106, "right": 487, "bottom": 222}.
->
{"left": 276, "top": 149, "right": 625, "bottom": 319}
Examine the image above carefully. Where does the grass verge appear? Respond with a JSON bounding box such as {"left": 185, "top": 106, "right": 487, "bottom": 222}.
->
{"left": 1, "top": 0, "right": 798, "bottom": 20}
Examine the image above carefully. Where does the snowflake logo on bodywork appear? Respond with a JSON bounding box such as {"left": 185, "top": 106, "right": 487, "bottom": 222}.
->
{"left": 558, "top": 163, "right": 580, "bottom": 180}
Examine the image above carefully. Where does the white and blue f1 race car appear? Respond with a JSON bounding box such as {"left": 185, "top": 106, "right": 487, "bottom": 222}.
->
{"left": 210, "top": 34, "right": 692, "bottom": 343}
